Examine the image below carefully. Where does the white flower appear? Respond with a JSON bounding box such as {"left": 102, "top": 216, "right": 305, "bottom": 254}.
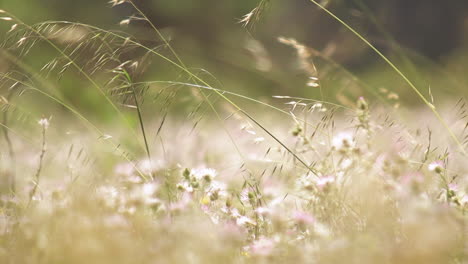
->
{"left": 428, "top": 161, "right": 444, "bottom": 173}
{"left": 177, "top": 182, "right": 193, "bottom": 193}
{"left": 191, "top": 168, "right": 217, "bottom": 182}
{"left": 332, "top": 131, "right": 354, "bottom": 150}
{"left": 207, "top": 181, "right": 228, "bottom": 198}
{"left": 255, "top": 207, "right": 271, "bottom": 216}
{"left": 142, "top": 182, "right": 159, "bottom": 197}
{"left": 138, "top": 159, "right": 164, "bottom": 175}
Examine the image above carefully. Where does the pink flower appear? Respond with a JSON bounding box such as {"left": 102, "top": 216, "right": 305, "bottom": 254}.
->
{"left": 332, "top": 132, "right": 354, "bottom": 150}
{"left": 250, "top": 237, "right": 276, "bottom": 256}
{"left": 428, "top": 161, "right": 444, "bottom": 173}
{"left": 315, "top": 176, "right": 335, "bottom": 190}
{"left": 448, "top": 183, "right": 459, "bottom": 191}
{"left": 293, "top": 211, "right": 315, "bottom": 225}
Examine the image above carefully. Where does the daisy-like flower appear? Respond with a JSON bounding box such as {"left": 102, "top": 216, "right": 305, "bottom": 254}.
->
{"left": 239, "top": 188, "right": 256, "bottom": 205}
{"left": 332, "top": 131, "right": 354, "bottom": 150}
{"left": 428, "top": 160, "right": 444, "bottom": 173}
{"left": 176, "top": 181, "right": 194, "bottom": 193}
{"left": 206, "top": 180, "right": 228, "bottom": 201}
{"left": 191, "top": 168, "right": 217, "bottom": 182}
{"left": 141, "top": 182, "right": 159, "bottom": 197}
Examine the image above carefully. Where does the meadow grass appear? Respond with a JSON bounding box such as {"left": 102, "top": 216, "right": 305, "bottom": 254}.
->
{"left": 1, "top": 1, "right": 468, "bottom": 263}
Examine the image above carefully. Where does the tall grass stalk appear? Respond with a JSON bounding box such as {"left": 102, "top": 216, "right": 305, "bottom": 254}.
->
{"left": 3, "top": 11, "right": 147, "bottom": 153}
{"left": 308, "top": 0, "right": 466, "bottom": 155}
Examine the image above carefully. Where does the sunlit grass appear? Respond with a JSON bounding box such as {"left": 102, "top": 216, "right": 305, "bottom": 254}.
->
{"left": 1, "top": 1, "right": 468, "bottom": 263}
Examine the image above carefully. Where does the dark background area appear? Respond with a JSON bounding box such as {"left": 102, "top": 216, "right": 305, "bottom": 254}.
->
{"left": 3, "top": 0, "right": 465, "bottom": 59}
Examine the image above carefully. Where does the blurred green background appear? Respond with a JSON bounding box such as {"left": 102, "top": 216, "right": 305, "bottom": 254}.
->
{"left": 1, "top": 0, "right": 468, "bottom": 112}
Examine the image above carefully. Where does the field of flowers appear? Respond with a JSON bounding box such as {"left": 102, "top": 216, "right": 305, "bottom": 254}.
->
{"left": 1, "top": 1, "right": 468, "bottom": 263}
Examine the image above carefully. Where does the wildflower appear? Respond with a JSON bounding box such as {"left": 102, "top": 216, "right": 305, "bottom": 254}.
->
{"left": 141, "top": 182, "right": 159, "bottom": 197}
{"left": 200, "top": 195, "right": 211, "bottom": 205}
{"left": 176, "top": 181, "right": 193, "bottom": 193}
{"left": 250, "top": 237, "right": 276, "bottom": 256}
{"left": 240, "top": 189, "right": 256, "bottom": 205}
{"left": 191, "top": 168, "right": 217, "bottom": 182}
{"left": 210, "top": 180, "right": 226, "bottom": 191}
{"left": 448, "top": 183, "right": 458, "bottom": 192}
{"left": 332, "top": 131, "right": 354, "bottom": 150}
{"left": 293, "top": 211, "right": 315, "bottom": 225}
{"left": 428, "top": 161, "right": 444, "bottom": 174}
{"left": 207, "top": 181, "right": 228, "bottom": 200}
